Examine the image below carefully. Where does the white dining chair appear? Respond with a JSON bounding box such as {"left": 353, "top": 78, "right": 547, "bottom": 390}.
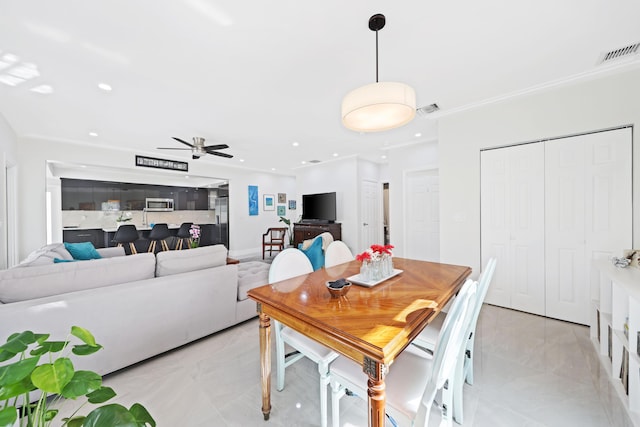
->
{"left": 269, "top": 248, "right": 339, "bottom": 427}
{"left": 330, "top": 278, "right": 478, "bottom": 427}
{"left": 324, "top": 241, "right": 354, "bottom": 268}
{"left": 411, "top": 257, "right": 497, "bottom": 423}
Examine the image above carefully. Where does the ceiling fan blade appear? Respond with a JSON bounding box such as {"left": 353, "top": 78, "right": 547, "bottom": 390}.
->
{"left": 157, "top": 147, "right": 191, "bottom": 150}
{"left": 203, "top": 144, "right": 229, "bottom": 151}
{"left": 211, "top": 151, "right": 233, "bottom": 158}
{"left": 172, "top": 137, "right": 194, "bottom": 148}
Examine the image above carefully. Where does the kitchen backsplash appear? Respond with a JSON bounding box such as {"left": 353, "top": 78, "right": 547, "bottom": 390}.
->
{"left": 62, "top": 210, "right": 217, "bottom": 229}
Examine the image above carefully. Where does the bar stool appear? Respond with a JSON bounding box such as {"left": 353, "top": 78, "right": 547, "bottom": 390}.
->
{"left": 112, "top": 224, "right": 139, "bottom": 255}
{"left": 147, "top": 223, "right": 170, "bottom": 253}
{"left": 174, "top": 222, "right": 193, "bottom": 250}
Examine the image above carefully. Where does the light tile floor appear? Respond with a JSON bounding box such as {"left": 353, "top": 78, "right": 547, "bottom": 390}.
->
{"left": 75, "top": 304, "right": 634, "bottom": 426}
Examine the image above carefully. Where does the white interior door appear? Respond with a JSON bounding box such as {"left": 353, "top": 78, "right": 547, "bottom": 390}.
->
{"left": 481, "top": 143, "right": 545, "bottom": 315}
{"left": 360, "top": 180, "right": 381, "bottom": 250}
{"left": 545, "top": 128, "right": 632, "bottom": 324}
{"left": 405, "top": 169, "right": 439, "bottom": 261}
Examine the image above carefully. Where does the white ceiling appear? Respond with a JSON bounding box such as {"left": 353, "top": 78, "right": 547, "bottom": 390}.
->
{"left": 1, "top": 0, "right": 639, "bottom": 174}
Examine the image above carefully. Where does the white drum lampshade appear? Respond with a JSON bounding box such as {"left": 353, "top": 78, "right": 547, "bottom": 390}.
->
{"left": 341, "top": 81, "right": 416, "bottom": 132}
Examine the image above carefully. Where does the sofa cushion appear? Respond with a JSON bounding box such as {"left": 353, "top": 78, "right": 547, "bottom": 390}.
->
{"left": 299, "top": 237, "right": 324, "bottom": 271}
{"left": 15, "top": 243, "right": 74, "bottom": 267}
{"left": 237, "top": 261, "right": 270, "bottom": 301}
{"left": 0, "top": 253, "right": 156, "bottom": 303}
{"left": 155, "top": 245, "right": 228, "bottom": 277}
{"left": 64, "top": 242, "right": 102, "bottom": 260}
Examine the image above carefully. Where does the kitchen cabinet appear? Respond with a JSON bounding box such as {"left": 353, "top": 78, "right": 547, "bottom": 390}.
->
{"left": 63, "top": 228, "right": 105, "bottom": 248}
{"left": 61, "top": 179, "right": 212, "bottom": 211}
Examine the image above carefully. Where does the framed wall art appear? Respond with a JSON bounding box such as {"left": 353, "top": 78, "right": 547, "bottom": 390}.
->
{"left": 288, "top": 200, "right": 296, "bottom": 210}
{"left": 277, "top": 205, "right": 286, "bottom": 216}
{"left": 248, "top": 185, "right": 259, "bottom": 216}
{"left": 278, "top": 193, "right": 286, "bottom": 203}
{"left": 263, "top": 194, "right": 275, "bottom": 211}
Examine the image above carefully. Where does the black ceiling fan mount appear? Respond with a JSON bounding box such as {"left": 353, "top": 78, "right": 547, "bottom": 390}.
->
{"left": 157, "top": 137, "right": 233, "bottom": 160}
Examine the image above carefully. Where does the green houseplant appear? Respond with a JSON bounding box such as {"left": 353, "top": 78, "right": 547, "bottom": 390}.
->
{"left": 278, "top": 216, "right": 294, "bottom": 246}
{"left": 0, "top": 326, "right": 155, "bottom": 427}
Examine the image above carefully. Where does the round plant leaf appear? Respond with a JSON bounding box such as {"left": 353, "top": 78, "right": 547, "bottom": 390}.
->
{"left": 0, "top": 356, "right": 40, "bottom": 386}
{"left": 130, "top": 403, "right": 156, "bottom": 427}
{"left": 86, "top": 386, "right": 116, "bottom": 404}
{"left": 0, "top": 376, "right": 35, "bottom": 400}
{"left": 72, "top": 344, "right": 103, "bottom": 356}
{"left": 82, "top": 404, "right": 138, "bottom": 427}
{"left": 30, "top": 340, "right": 68, "bottom": 356}
{"left": 31, "top": 357, "right": 74, "bottom": 393}
{"left": 0, "top": 406, "right": 18, "bottom": 427}
{"left": 63, "top": 416, "right": 85, "bottom": 427}
{"left": 0, "top": 331, "right": 38, "bottom": 362}
{"left": 61, "top": 370, "right": 102, "bottom": 399}
{"left": 71, "top": 326, "right": 97, "bottom": 347}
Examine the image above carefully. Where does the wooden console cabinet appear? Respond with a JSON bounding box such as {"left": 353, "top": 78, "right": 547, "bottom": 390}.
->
{"left": 293, "top": 223, "right": 341, "bottom": 247}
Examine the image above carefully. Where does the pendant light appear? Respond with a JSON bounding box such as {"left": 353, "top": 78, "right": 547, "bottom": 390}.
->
{"left": 341, "top": 14, "right": 416, "bottom": 132}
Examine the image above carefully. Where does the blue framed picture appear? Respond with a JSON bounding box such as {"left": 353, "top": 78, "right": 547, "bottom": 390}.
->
{"left": 248, "top": 185, "right": 258, "bottom": 216}
{"left": 288, "top": 200, "right": 296, "bottom": 210}
{"left": 263, "top": 194, "right": 275, "bottom": 211}
{"left": 277, "top": 205, "right": 286, "bottom": 216}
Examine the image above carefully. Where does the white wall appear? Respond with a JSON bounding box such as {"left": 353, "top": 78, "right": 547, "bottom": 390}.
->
{"left": 0, "top": 114, "right": 18, "bottom": 268}
{"left": 439, "top": 67, "right": 640, "bottom": 276}
{"left": 386, "top": 141, "right": 439, "bottom": 257}
{"left": 16, "top": 136, "right": 296, "bottom": 260}
{"left": 295, "top": 157, "right": 361, "bottom": 251}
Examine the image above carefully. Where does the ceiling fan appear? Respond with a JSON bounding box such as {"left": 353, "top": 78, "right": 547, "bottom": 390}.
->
{"left": 157, "top": 137, "right": 233, "bottom": 159}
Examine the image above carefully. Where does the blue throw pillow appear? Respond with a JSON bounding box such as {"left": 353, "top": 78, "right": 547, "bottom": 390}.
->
{"left": 299, "top": 237, "right": 324, "bottom": 271}
{"left": 54, "top": 258, "right": 76, "bottom": 263}
{"left": 63, "top": 242, "right": 102, "bottom": 260}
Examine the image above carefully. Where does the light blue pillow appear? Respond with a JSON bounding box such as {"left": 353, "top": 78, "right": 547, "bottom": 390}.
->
{"left": 299, "top": 237, "right": 324, "bottom": 271}
{"left": 63, "top": 242, "right": 102, "bottom": 261}
{"left": 54, "top": 258, "right": 77, "bottom": 263}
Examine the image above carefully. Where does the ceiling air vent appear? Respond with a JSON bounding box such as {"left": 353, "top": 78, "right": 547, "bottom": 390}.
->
{"left": 308, "top": 160, "right": 321, "bottom": 164}
{"left": 599, "top": 43, "right": 640, "bottom": 64}
{"left": 416, "top": 103, "right": 440, "bottom": 116}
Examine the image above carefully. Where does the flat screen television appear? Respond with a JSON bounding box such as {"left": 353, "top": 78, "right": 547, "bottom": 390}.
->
{"left": 301, "top": 192, "right": 336, "bottom": 223}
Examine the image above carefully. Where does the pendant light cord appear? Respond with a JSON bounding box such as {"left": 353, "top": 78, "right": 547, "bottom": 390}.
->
{"left": 375, "top": 29, "right": 379, "bottom": 83}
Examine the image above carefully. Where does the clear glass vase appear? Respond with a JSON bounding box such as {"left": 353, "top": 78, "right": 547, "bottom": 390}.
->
{"left": 360, "top": 261, "right": 371, "bottom": 281}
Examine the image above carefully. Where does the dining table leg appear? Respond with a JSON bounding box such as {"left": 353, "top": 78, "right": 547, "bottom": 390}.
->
{"left": 259, "top": 311, "right": 272, "bottom": 420}
{"left": 365, "top": 358, "right": 386, "bottom": 427}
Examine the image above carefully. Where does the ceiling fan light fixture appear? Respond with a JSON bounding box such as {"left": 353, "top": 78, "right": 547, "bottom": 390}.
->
{"left": 342, "top": 14, "right": 416, "bottom": 133}
{"left": 342, "top": 82, "right": 416, "bottom": 132}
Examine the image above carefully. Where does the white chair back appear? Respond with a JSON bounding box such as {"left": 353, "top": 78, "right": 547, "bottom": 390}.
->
{"left": 467, "top": 258, "right": 496, "bottom": 340}
{"left": 416, "top": 279, "right": 477, "bottom": 427}
{"left": 269, "top": 248, "right": 313, "bottom": 283}
{"left": 324, "top": 241, "right": 354, "bottom": 268}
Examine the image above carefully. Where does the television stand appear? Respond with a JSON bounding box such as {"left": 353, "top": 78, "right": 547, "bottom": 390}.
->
{"left": 293, "top": 222, "right": 342, "bottom": 247}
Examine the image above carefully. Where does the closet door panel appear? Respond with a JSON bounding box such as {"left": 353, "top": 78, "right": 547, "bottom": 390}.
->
{"left": 545, "top": 135, "right": 587, "bottom": 323}
{"left": 508, "top": 144, "right": 545, "bottom": 315}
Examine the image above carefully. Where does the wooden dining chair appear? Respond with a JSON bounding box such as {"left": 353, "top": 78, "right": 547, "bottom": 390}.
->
{"left": 268, "top": 248, "right": 339, "bottom": 427}
{"left": 411, "top": 257, "right": 497, "bottom": 423}
{"left": 323, "top": 240, "right": 354, "bottom": 268}
{"left": 330, "top": 278, "right": 478, "bottom": 427}
{"left": 262, "top": 227, "right": 288, "bottom": 259}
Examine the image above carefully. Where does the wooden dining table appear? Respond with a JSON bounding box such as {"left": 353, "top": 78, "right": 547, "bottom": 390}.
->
{"left": 247, "top": 257, "right": 471, "bottom": 427}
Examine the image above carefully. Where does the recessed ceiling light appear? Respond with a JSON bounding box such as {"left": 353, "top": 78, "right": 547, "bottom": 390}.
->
{"left": 185, "top": 175, "right": 190, "bottom": 179}
{"left": 97, "top": 82, "right": 112, "bottom": 91}
{"left": 89, "top": 132, "right": 98, "bottom": 137}
{"left": 239, "top": 159, "right": 245, "bottom": 162}
{"left": 271, "top": 168, "right": 276, "bottom": 171}
{"left": 301, "top": 160, "right": 306, "bottom": 165}
{"left": 292, "top": 142, "right": 299, "bottom": 147}
{"left": 333, "top": 153, "right": 338, "bottom": 157}
{"left": 415, "top": 133, "right": 422, "bottom": 137}
{"left": 381, "top": 155, "right": 387, "bottom": 159}
{"left": 30, "top": 84, "right": 53, "bottom": 94}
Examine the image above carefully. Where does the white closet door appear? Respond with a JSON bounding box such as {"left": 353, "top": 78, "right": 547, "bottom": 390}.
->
{"left": 545, "top": 128, "right": 632, "bottom": 324}
{"left": 481, "top": 143, "right": 545, "bottom": 315}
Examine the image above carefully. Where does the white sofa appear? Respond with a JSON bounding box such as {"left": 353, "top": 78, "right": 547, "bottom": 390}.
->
{"left": 0, "top": 244, "right": 270, "bottom": 376}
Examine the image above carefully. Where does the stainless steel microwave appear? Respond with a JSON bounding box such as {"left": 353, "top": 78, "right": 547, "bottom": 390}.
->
{"left": 145, "top": 198, "right": 174, "bottom": 211}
